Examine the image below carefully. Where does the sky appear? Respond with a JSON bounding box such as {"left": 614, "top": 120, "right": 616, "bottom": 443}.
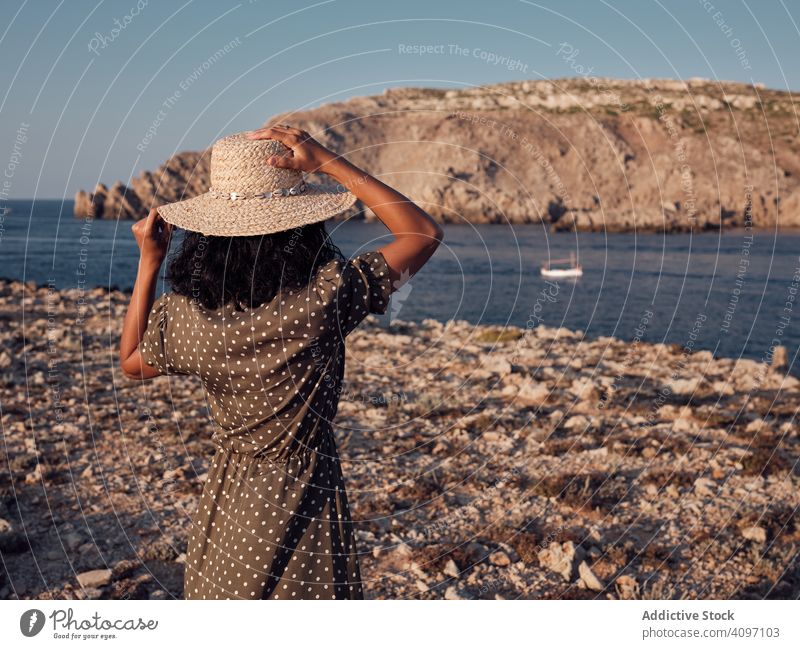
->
{"left": 0, "top": 0, "right": 798, "bottom": 198}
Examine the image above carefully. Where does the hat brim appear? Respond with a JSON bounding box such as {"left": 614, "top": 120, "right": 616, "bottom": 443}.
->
{"left": 155, "top": 182, "right": 358, "bottom": 237}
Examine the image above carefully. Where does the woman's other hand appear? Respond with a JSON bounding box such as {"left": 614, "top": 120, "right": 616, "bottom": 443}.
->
{"left": 133, "top": 208, "right": 173, "bottom": 269}
{"left": 246, "top": 125, "right": 340, "bottom": 175}
{"left": 120, "top": 207, "right": 172, "bottom": 381}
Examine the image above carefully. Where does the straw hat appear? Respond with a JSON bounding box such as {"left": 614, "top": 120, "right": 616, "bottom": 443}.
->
{"left": 156, "top": 131, "right": 358, "bottom": 236}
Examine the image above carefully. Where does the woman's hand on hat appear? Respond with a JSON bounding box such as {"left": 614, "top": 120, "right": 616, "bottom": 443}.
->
{"left": 132, "top": 208, "right": 174, "bottom": 270}
{"left": 246, "top": 125, "right": 340, "bottom": 175}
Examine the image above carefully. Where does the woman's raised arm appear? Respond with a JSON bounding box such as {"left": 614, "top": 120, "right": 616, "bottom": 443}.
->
{"left": 118, "top": 208, "right": 173, "bottom": 381}
{"left": 247, "top": 125, "right": 443, "bottom": 286}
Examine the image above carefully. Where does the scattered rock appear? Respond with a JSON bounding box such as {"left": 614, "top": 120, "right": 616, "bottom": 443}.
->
{"left": 78, "top": 542, "right": 97, "bottom": 555}
{"left": 63, "top": 532, "right": 84, "bottom": 551}
{"left": 745, "top": 418, "right": 765, "bottom": 433}
{"left": 480, "top": 355, "right": 512, "bottom": 375}
{"left": 563, "top": 415, "right": 590, "bottom": 431}
{"left": 1, "top": 278, "right": 799, "bottom": 600}
{"left": 139, "top": 536, "right": 179, "bottom": 562}
{"left": 111, "top": 559, "right": 139, "bottom": 581}
{"left": 489, "top": 550, "right": 511, "bottom": 567}
{"left": 444, "top": 585, "right": 465, "bottom": 600}
{"left": 615, "top": 575, "right": 640, "bottom": 600}
{"left": 24, "top": 467, "right": 42, "bottom": 484}
{"left": 693, "top": 478, "right": 717, "bottom": 498}
{"left": 771, "top": 346, "right": 788, "bottom": 372}
{"left": 513, "top": 380, "right": 551, "bottom": 407}
{"left": 741, "top": 526, "right": 767, "bottom": 544}
{"left": 76, "top": 569, "right": 112, "bottom": 589}
{"left": 537, "top": 541, "right": 577, "bottom": 581}
{"left": 443, "top": 559, "right": 460, "bottom": 578}
{"left": 577, "top": 560, "right": 604, "bottom": 592}
{"left": 669, "top": 377, "right": 701, "bottom": 396}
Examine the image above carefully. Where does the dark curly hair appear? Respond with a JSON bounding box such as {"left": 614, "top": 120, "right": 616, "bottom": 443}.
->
{"left": 165, "top": 221, "right": 344, "bottom": 311}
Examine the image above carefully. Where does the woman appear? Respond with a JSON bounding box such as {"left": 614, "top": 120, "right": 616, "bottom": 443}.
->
{"left": 118, "top": 125, "right": 443, "bottom": 599}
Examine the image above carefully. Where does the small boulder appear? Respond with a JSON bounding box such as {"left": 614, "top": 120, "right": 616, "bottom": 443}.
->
{"left": 537, "top": 541, "right": 577, "bottom": 581}
{"left": 669, "top": 377, "right": 701, "bottom": 396}
{"left": 515, "top": 380, "right": 551, "bottom": 407}
{"left": 443, "top": 559, "right": 460, "bottom": 578}
{"left": 480, "top": 354, "right": 512, "bottom": 375}
{"left": 578, "top": 560, "right": 604, "bottom": 592}
{"left": 489, "top": 550, "right": 511, "bottom": 567}
{"left": 741, "top": 526, "right": 767, "bottom": 544}
{"left": 771, "top": 345, "right": 788, "bottom": 372}
{"left": 76, "top": 569, "right": 112, "bottom": 589}
{"left": 563, "top": 415, "right": 590, "bottom": 431}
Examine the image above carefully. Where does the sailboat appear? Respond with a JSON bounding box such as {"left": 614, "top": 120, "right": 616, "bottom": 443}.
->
{"left": 540, "top": 252, "right": 583, "bottom": 279}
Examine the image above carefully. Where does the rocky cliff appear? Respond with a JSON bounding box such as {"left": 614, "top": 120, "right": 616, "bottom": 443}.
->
{"left": 74, "top": 150, "right": 210, "bottom": 220}
{"left": 75, "top": 77, "right": 800, "bottom": 231}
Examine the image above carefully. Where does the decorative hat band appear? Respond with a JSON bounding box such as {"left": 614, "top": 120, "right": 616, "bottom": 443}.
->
{"left": 208, "top": 180, "right": 308, "bottom": 201}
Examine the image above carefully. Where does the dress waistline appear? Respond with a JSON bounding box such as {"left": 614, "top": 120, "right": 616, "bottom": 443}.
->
{"left": 212, "top": 435, "right": 332, "bottom": 469}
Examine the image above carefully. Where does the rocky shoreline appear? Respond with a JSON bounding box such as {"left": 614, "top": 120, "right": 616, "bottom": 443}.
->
{"left": 1, "top": 279, "right": 798, "bottom": 599}
{"left": 74, "top": 77, "right": 800, "bottom": 232}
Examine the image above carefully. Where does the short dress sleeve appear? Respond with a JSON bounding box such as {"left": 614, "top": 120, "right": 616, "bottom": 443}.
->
{"left": 137, "top": 293, "right": 186, "bottom": 375}
{"left": 317, "top": 250, "right": 394, "bottom": 338}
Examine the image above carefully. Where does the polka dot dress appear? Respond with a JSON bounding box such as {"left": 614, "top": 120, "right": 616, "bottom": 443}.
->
{"left": 137, "top": 251, "right": 394, "bottom": 599}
